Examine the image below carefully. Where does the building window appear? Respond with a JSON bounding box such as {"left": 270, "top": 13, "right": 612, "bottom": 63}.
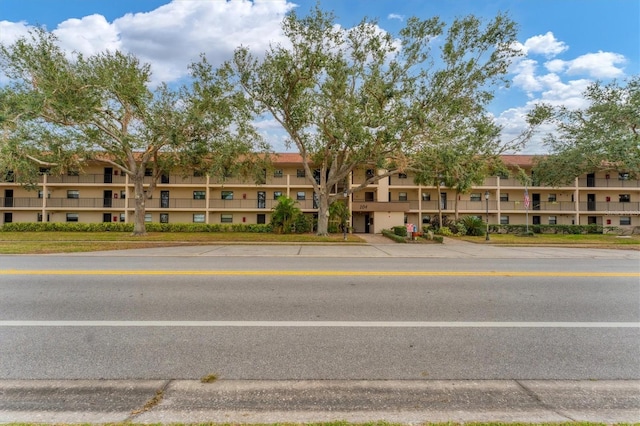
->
{"left": 620, "top": 216, "right": 631, "bottom": 225}
{"left": 422, "top": 193, "right": 431, "bottom": 201}
{"left": 398, "top": 192, "right": 407, "bottom": 201}
{"left": 38, "top": 190, "right": 51, "bottom": 199}
{"left": 144, "top": 168, "right": 153, "bottom": 177}
{"left": 619, "top": 194, "right": 631, "bottom": 202}
{"left": 500, "top": 193, "right": 509, "bottom": 202}
{"left": 366, "top": 169, "right": 375, "bottom": 179}
{"left": 161, "top": 173, "right": 169, "bottom": 184}
{"left": 398, "top": 173, "right": 407, "bottom": 179}
{"left": 549, "top": 216, "right": 557, "bottom": 225}
{"left": 144, "top": 214, "right": 152, "bottom": 222}
{"left": 548, "top": 194, "right": 557, "bottom": 202}
{"left": 39, "top": 167, "right": 51, "bottom": 175}
{"left": 274, "top": 191, "right": 283, "bottom": 200}
{"left": 66, "top": 213, "right": 79, "bottom": 222}
{"left": 221, "top": 191, "right": 234, "bottom": 200}
{"left": 37, "top": 213, "right": 43, "bottom": 222}
{"left": 193, "top": 214, "right": 205, "bottom": 223}
{"left": 193, "top": 170, "right": 204, "bottom": 177}
{"left": 619, "top": 172, "right": 630, "bottom": 180}
{"left": 297, "top": 191, "right": 306, "bottom": 201}
{"left": 296, "top": 169, "right": 306, "bottom": 178}
{"left": 500, "top": 215, "right": 509, "bottom": 225}
{"left": 221, "top": 214, "right": 233, "bottom": 223}
{"left": 120, "top": 191, "right": 126, "bottom": 199}
{"left": 193, "top": 191, "right": 206, "bottom": 200}
{"left": 273, "top": 169, "right": 283, "bottom": 178}
{"left": 120, "top": 213, "right": 125, "bottom": 222}
{"left": 257, "top": 214, "right": 266, "bottom": 224}
{"left": 160, "top": 213, "right": 169, "bottom": 223}
{"left": 66, "top": 190, "right": 79, "bottom": 199}
{"left": 470, "top": 193, "right": 482, "bottom": 202}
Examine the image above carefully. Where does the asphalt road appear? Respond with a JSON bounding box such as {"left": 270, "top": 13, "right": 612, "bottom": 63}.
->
{"left": 0, "top": 243, "right": 639, "bottom": 422}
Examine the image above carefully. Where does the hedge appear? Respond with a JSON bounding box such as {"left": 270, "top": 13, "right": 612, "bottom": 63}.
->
{"left": 489, "top": 224, "right": 606, "bottom": 235}
{"left": 0, "top": 222, "right": 273, "bottom": 233}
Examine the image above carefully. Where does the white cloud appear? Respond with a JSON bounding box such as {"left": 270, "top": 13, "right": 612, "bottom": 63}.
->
{"left": 2, "top": 0, "right": 296, "bottom": 85}
{"left": 387, "top": 13, "right": 404, "bottom": 21}
{"left": 113, "top": 0, "right": 295, "bottom": 83}
{"left": 549, "top": 51, "right": 626, "bottom": 79}
{"left": 0, "top": 20, "right": 32, "bottom": 44}
{"left": 512, "top": 59, "right": 543, "bottom": 93}
{"left": 53, "top": 14, "right": 121, "bottom": 57}
{"left": 522, "top": 31, "right": 568, "bottom": 57}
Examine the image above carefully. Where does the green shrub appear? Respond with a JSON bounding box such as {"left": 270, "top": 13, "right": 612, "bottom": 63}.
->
{"left": 392, "top": 226, "right": 407, "bottom": 237}
{"left": 460, "top": 216, "right": 485, "bottom": 236}
{"left": 436, "top": 226, "right": 453, "bottom": 236}
{"left": 382, "top": 229, "right": 406, "bottom": 243}
{"left": 0, "top": 222, "right": 273, "bottom": 233}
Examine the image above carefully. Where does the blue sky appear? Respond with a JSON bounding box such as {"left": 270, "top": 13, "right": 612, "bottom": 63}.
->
{"left": 1, "top": 0, "right": 638, "bottom": 153}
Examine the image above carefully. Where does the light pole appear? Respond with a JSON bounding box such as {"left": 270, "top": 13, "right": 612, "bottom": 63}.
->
{"left": 343, "top": 190, "right": 348, "bottom": 241}
{"left": 485, "top": 190, "right": 490, "bottom": 241}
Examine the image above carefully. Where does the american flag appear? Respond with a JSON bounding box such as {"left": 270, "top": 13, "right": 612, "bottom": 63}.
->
{"left": 524, "top": 188, "right": 530, "bottom": 210}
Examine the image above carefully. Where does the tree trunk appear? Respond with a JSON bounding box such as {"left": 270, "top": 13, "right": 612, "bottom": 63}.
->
{"left": 316, "top": 191, "right": 330, "bottom": 236}
{"left": 436, "top": 182, "right": 443, "bottom": 229}
{"left": 132, "top": 175, "right": 147, "bottom": 236}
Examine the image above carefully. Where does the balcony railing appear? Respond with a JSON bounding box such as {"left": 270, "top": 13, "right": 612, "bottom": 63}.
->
{"left": 46, "top": 198, "right": 128, "bottom": 209}
{"left": 46, "top": 174, "right": 127, "bottom": 184}
{"left": 1, "top": 197, "right": 45, "bottom": 208}
{"left": 579, "top": 201, "right": 640, "bottom": 213}
{"left": 579, "top": 178, "right": 640, "bottom": 188}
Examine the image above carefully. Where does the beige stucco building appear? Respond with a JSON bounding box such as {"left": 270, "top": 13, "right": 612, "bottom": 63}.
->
{"left": 1, "top": 154, "right": 639, "bottom": 232}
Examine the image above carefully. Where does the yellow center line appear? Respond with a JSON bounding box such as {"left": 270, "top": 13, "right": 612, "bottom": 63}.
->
{"left": 0, "top": 270, "right": 637, "bottom": 277}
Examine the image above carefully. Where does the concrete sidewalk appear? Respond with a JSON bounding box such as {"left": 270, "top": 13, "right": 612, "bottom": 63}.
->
{"left": 64, "top": 234, "right": 640, "bottom": 260}
{"left": 1, "top": 379, "right": 639, "bottom": 423}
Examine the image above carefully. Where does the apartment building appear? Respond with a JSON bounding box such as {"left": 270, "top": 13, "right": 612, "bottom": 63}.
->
{"left": 1, "top": 154, "right": 639, "bottom": 233}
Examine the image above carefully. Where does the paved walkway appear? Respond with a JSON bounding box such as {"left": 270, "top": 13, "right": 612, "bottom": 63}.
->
{"left": 2, "top": 379, "right": 638, "bottom": 423}
{"left": 68, "top": 235, "right": 639, "bottom": 260}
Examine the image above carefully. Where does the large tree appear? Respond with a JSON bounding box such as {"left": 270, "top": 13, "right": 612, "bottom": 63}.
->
{"left": 409, "top": 13, "right": 526, "bottom": 225}
{"left": 0, "top": 29, "right": 266, "bottom": 235}
{"left": 232, "top": 7, "right": 433, "bottom": 235}
{"left": 231, "top": 6, "right": 523, "bottom": 235}
{"left": 531, "top": 76, "right": 640, "bottom": 185}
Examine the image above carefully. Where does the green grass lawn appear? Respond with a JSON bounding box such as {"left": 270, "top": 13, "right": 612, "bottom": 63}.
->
{"left": 0, "top": 231, "right": 638, "bottom": 254}
{"left": 459, "top": 232, "right": 640, "bottom": 248}
{"left": 0, "top": 231, "right": 365, "bottom": 254}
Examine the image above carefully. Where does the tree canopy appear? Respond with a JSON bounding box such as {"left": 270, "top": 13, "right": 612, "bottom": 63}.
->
{"left": 531, "top": 76, "right": 640, "bottom": 186}
{"left": 0, "top": 29, "right": 268, "bottom": 234}
{"left": 232, "top": 6, "right": 523, "bottom": 235}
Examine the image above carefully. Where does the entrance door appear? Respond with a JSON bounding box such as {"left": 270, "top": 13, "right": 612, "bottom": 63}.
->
{"left": 103, "top": 213, "right": 112, "bottom": 223}
{"left": 161, "top": 190, "right": 170, "bottom": 208}
{"left": 257, "top": 191, "right": 266, "bottom": 209}
{"left": 104, "top": 167, "right": 113, "bottom": 184}
{"left": 364, "top": 214, "right": 370, "bottom": 233}
{"left": 587, "top": 173, "right": 595, "bottom": 187}
{"left": 103, "top": 190, "right": 112, "bottom": 208}
{"left": 587, "top": 194, "right": 596, "bottom": 211}
{"left": 4, "top": 189, "right": 13, "bottom": 207}
{"left": 440, "top": 192, "right": 447, "bottom": 210}
{"left": 3, "top": 212, "right": 12, "bottom": 223}
{"left": 532, "top": 193, "right": 541, "bottom": 210}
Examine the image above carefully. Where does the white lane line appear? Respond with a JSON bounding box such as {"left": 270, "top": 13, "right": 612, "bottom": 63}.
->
{"left": 0, "top": 321, "right": 638, "bottom": 328}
